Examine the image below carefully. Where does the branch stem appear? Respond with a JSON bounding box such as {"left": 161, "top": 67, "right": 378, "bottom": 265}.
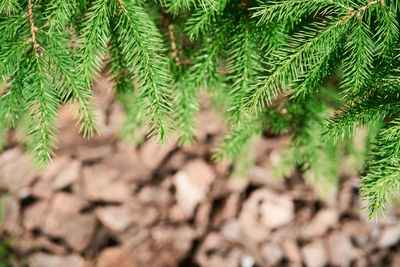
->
{"left": 345, "top": 0, "right": 382, "bottom": 20}
{"left": 27, "top": 0, "right": 42, "bottom": 57}
{"left": 168, "top": 24, "right": 180, "bottom": 66}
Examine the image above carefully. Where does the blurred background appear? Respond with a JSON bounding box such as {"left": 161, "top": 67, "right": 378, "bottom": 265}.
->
{"left": 0, "top": 75, "right": 400, "bottom": 267}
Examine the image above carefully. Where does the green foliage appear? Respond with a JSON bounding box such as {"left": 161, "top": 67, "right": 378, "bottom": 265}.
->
{"left": 162, "top": 0, "right": 217, "bottom": 15}
{"left": 0, "top": 0, "right": 21, "bottom": 16}
{"left": 174, "top": 69, "right": 199, "bottom": 145}
{"left": 361, "top": 118, "right": 400, "bottom": 219}
{"left": 341, "top": 18, "right": 374, "bottom": 98}
{"left": 112, "top": 0, "right": 173, "bottom": 140}
{"left": 184, "top": 0, "right": 228, "bottom": 39}
{"left": 276, "top": 96, "right": 340, "bottom": 198}
{"left": 1, "top": 0, "right": 400, "bottom": 218}
{"left": 225, "top": 14, "right": 262, "bottom": 125}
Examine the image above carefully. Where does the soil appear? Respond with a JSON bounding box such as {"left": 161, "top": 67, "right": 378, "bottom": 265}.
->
{"left": 1, "top": 75, "right": 400, "bottom": 267}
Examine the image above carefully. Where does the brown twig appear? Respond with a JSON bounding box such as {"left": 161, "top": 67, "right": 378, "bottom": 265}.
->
{"left": 27, "top": 0, "right": 42, "bottom": 57}
{"left": 117, "top": 0, "right": 128, "bottom": 16}
{"left": 168, "top": 24, "right": 181, "bottom": 66}
{"left": 160, "top": 6, "right": 181, "bottom": 66}
{"left": 276, "top": 93, "right": 288, "bottom": 115}
{"left": 0, "top": 82, "right": 7, "bottom": 97}
{"left": 344, "top": 0, "right": 383, "bottom": 21}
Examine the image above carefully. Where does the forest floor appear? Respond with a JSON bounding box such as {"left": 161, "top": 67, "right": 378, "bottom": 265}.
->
{"left": 1, "top": 75, "right": 400, "bottom": 267}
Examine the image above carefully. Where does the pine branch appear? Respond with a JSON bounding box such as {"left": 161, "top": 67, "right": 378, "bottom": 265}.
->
{"left": 0, "top": 0, "right": 21, "bottom": 16}
{"left": 326, "top": 76, "right": 400, "bottom": 139}
{"left": 78, "top": 0, "right": 110, "bottom": 87}
{"left": 374, "top": 1, "right": 399, "bottom": 57}
{"left": 44, "top": 0, "right": 77, "bottom": 32}
{"left": 361, "top": 118, "right": 400, "bottom": 219}
{"left": 277, "top": 99, "right": 339, "bottom": 197}
{"left": 184, "top": 0, "right": 228, "bottom": 39}
{"left": 0, "top": 73, "right": 24, "bottom": 129}
{"left": 341, "top": 17, "right": 374, "bottom": 98}
{"left": 245, "top": 18, "right": 347, "bottom": 114}
{"left": 289, "top": 40, "right": 340, "bottom": 100}
{"left": 174, "top": 70, "right": 199, "bottom": 144}
{"left": 25, "top": 54, "right": 60, "bottom": 163}
{"left": 21, "top": 0, "right": 60, "bottom": 163}
{"left": 163, "top": 0, "right": 217, "bottom": 14}
{"left": 214, "top": 114, "right": 263, "bottom": 161}
{"left": 187, "top": 21, "right": 227, "bottom": 90}
{"left": 252, "top": 0, "right": 350, "bottom": 25}
{"left": 0, "top": 7, "right": 28, "bottom": 142}
{"left": 173, "top": 18, "right": 228, "bottom": 142}
{"left": 226, "top": 17, "right": 262, "bottom": 125}
{"left": 113, "top": 0, "right": 173, "bottom": 141}
{"left": 0, "top": 41, "right": 27, "bottom": 81}
{"left": 108, "top": 25, "right": 144, "bottom": 140}
{"left": 45, "top": 34, "right": 98, "bottom": 138}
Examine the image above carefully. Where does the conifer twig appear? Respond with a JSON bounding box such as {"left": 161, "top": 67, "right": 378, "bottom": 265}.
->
{"left": 114, "top": 0, "right": 173, "bottom": 141}
{"left": 27, "top": 0, "right": 42, "bottom": 57}
{"left": 345, "top": 0, "right": 383, "bottom": 20}
{"left": 168, "top": 24, "right": 180, "bottom": 66}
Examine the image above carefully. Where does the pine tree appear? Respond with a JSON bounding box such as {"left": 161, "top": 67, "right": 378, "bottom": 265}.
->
{"left": 1, "top": 0, "right": 400, "bottom": 218}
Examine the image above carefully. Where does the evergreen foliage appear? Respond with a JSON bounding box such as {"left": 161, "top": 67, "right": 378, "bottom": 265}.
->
{"left": 1, "top": 0, "right": 400, "bottom": 218}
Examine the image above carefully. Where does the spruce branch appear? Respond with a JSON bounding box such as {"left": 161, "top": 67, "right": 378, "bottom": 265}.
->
{"left": 361, "top": 118, "right": 400, "bottom": 219}
{"left": 374, "top": 2, "right": 399, "bottom": 57}
{"left": 25, "top": 54, "right": 60, "bottom": 163}
{"left": 341, "top": 17, "right": 374, "bottom": 99}
{"left": 38, "top": 0, "right": 99, "bottom": 138}
{"left": 78, "top": 0, "right": 110, "bottom": 87}
{"left": 289, "top": 40, "right": 340, "bottom": 100}
{"left": 0, "top": 14, "right": 27, "bottom": 53}
{"left": 215, "top": 114, "right": 263, "bottom": 161}
{"left": 108, "top": 21, "right": 144, "bottom": 140}
{"left": 166, "top": 17, "right": 198, "bottom": 144}
{"left": 326, "top": 76, "right": 400, "bottom": 139}
{"left": 45, "top": 35, "right": 98, "bottom": 138}
{"left": 163, "top": 0, "right": 217, "bottom": 14}
{"left": 0, "top": 10, "right": 28, "bottom": 141}
{"left": 184, "top": 0, "right": 228, "bottom": 39}
{"left": 0, "top": 73, "right": 24, "bottom": 129}
{"left": 0, "top": 0, "right": 21, "bottom": 16}
{"left": 245, "top": 18, "right": 347, "bottom": 114}
{"left": 174, "top": 71, "right": 199, "bottom": 145}
{"left": 276, "top": 98, "right": 339, "bottom": 198}
{"left": 44, "top": 0, "right": 77, "bottom": 33}
{"left": 173, "top": 17, "right": 228, "bottom": 143}
{"left": 187, "top": 20, "right": 227, "bottom": 90}
{"left": 113, "top": 0, "right": 174, "bottom": 141}
{"left": 252, "top": 0, "right": 351, "bottom": 25}
{"left": 0, "top": 41, "right": 27, "bottom": 81}
{"left": 23, "top": 0, "right": 60, "bottom": 163}
{"left": 226, "top": 16, "right": 261, "bottom": 125}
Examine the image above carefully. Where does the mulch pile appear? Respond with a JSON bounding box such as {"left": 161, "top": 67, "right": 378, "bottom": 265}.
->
{"left": 1, "top": 76, "right": 400, "bottom": 267}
